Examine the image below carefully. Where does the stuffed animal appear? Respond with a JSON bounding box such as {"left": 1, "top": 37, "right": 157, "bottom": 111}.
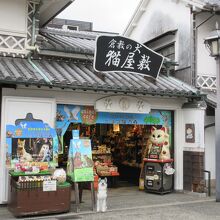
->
{"left": 53, "top": 168, "right": 66, "bottom": 183}
{"left": 147, "top": 126, "right": 170, "bottom": 160}
{"left": 97, "top": 178, "right": 107, "bottom": 212}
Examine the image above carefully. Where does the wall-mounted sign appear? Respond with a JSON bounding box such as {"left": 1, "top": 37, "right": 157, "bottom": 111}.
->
{"left": 94, "top": 35, "right": 164, "bottom": 79}
{"left": 185, "top": 123, "right": 195, "bottom": 143}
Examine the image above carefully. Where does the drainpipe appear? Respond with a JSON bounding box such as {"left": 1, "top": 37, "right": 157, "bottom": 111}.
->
{"left": 190, "top": 6, "right": 197, "bottom": 86}
{"left": 27, "top": 55, "right": 52, "bottom": 85}
{"left": 31, "top": 0, "right": 42, "bottom": 46}
{"left": 27, "top": 0, "right": 52, "bottom": 85}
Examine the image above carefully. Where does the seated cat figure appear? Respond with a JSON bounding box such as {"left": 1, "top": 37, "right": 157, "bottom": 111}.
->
{"left": 17, "top": 139, "right": 33, "bottom": 162}
{"left": 147, "top": 126, "right": 170, "bottom": 160}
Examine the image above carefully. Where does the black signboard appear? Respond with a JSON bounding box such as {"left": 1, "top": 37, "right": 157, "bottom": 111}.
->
{"left": 94, "top": 35, "right": 164, "bottom": 79}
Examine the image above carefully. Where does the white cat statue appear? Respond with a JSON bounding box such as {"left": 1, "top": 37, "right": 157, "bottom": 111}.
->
{"left": 97, "top": 178, "right": 107, "bottom": 212}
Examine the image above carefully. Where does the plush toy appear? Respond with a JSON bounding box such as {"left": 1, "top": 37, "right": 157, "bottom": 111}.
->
{"left": 97, "top": 178, "right": 107, "bottom": 212}
{"left": 147, "top": 126, "right": 170, "bottom": 160}
{"left": 53, "top": 168, "right": 66, "bottom": 183}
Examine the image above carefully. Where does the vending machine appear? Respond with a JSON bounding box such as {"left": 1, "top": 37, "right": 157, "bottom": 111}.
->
{"left": 144, "top": 158, "right": 174, "bottom": 194}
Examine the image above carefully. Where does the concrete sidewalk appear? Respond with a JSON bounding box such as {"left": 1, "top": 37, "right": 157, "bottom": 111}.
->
{"left": 0, "top": 186, "right": 215, "bottom": 220}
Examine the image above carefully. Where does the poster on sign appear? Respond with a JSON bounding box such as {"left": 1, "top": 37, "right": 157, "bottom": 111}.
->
{"left": 94, "top": 35, "right": 164, "bottom": 79}
{"left": 67, "top": 138, "right": 94, "bottom": 182}
{"left": 6, "top": 113, "right": 59, "bottom": 169}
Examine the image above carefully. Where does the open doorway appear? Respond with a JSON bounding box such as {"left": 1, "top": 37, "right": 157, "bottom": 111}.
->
{"left": 60, "top": 123, "right": 173, "bottom": 188}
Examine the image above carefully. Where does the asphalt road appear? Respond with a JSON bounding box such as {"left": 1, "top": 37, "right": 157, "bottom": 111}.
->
{"left": 54, "top": 199, "right": 219, "bottom": 220}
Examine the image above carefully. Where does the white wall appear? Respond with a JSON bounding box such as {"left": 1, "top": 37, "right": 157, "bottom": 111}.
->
{"left": 196, "top": 13, "right": 220, "bottom": 77}
{"left": 0, "top": 0, "right": 27, "bottom": 35}
{"left": 0, "top": 96, "right": 56, "bottom": 203}
{"left": 2, "top": 86, "right": 186, "bottom": 109}
{"left": 127, "top": 0, "right": 191, "bottom": 69}
{"left": 204, "top": 116, "right": 215, "bottom": 180}
{"left": 182, "top": 109, "right": 205, "bottom": 150}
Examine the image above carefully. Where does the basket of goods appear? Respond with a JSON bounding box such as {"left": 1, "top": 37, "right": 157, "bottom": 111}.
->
{"left": 98, "top": 145, "right": 107, "bottom": 153}
{"left": 96, "top": 165, "right": 110, "bottom": 176}
{"left": 109, "top": 166, "right": 118, "bottom": 172}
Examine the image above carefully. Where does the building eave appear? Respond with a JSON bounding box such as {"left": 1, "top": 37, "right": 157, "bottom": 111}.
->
{"left": 39, "top": 0, "right": 74, "bottom": 28}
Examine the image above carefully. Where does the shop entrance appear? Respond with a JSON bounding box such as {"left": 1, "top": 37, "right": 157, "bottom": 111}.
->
{"left": 56, "top": 104, "right": 174, "bottom": 189}
{"left": 60, "top": 122, "right": 173, "bottom": 188}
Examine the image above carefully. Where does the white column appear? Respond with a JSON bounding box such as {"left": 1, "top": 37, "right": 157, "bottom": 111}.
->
{"left": 174, "top": 108, "right": 184, "bottom": 191}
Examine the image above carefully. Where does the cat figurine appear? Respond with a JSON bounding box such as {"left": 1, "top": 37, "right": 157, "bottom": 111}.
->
{"left": 17, "top": 139, "right": 33, "bottom": 162}
{"left": 147, "top": 126, "right": 170, "bottom": 160}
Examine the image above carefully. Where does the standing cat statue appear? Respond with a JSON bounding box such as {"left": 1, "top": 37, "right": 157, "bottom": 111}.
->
{"left": 147, "top": 126, "right": 170, "bottom": 160}
{"left": 97, "top": 178, "right": 107, "bottom": 212}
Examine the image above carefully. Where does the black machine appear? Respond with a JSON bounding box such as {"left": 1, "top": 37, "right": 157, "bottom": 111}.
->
{"left": 144, "top": 159, "right": 174, "bottom": 194}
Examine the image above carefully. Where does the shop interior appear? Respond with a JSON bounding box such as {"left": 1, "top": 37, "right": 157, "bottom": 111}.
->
{"left": 60, "top": 123, "right": 166, "bottom": 187}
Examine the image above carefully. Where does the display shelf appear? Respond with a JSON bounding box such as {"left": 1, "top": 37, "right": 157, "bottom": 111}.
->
{"left": 98, "top": 172, "right": 120, "bottom": 177}
{"left": 92, "top": 152, "right": 112, "bottom": 155}
{"left": 9, "top": 170, "right": 51, "bottom": 177}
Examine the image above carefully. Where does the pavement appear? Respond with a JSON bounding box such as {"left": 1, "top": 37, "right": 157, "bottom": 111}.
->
{"left": 0, "top": 185, "right": 218, "bottom": 220}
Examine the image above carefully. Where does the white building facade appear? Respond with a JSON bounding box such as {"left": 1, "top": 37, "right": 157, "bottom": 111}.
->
{"left": 124, "top": 0, "right": 220, "bottom": 188}
{"left": 0, "top": 0, "right": 208, "bottom": 204}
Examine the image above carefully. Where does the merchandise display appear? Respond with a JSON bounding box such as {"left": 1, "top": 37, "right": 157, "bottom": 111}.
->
{"left": 93, "top": 145, "right": 119, "bottom": 177}
{"left": 57, "top": 106, "right": 174, "bottom": 190}
{"left": 9, "top": 170, "right": 71, "bottom": 217}
{"left": 7, "top": 114, "right": 71, "bottom": 217}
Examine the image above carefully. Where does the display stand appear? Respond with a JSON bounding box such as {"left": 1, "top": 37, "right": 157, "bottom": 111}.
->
{"left": 6, "top": 113, "right": 69, "bottom": 217}
{"left": 67, "top": 132, "right": 96, "bottom": 213}
{"left": 143, "top": 158, "right": 174, "bottom": 194}
{"left": 8, "top": 171, "right": 71, "bottom": 217}
{"left": 73, "top": 182, "right": 96, "bottom": 213}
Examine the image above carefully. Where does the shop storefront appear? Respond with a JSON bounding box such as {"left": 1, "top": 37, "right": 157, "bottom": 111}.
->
{"left": 0, "top": 81, "right": 204, "bottom": 217}
{"left": 56, "top": 103, "right": 174, "bottom": 188}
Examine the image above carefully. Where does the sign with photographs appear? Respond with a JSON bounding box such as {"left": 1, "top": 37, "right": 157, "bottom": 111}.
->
{"left": 185, "top": 123, "right": 195, "bottom": 143}
{"left": 67, "top": 138, "right": 94, "bottom": 182}
{"left": 94, "top": 35, "right": 164, "bottom": 79}
{"left": 6, "top": 113, "right": 59, "bottom": 168}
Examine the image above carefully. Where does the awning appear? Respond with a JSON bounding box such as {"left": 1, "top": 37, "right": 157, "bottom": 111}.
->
{"left": 0, "top": 56, "right": 203, "bottom": 98}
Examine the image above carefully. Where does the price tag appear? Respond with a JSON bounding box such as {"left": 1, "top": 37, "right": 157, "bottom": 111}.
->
{"left": 43, "top": 180, "right": 57, "bottom": 191}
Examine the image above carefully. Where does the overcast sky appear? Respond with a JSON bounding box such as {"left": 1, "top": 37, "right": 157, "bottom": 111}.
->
{"left": 57, "top": 0, "right": 141, "bottom": 34}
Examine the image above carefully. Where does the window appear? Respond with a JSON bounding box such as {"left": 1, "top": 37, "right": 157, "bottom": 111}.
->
{"left": 156, "top": 43, "right": 175, "bottom": 75}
